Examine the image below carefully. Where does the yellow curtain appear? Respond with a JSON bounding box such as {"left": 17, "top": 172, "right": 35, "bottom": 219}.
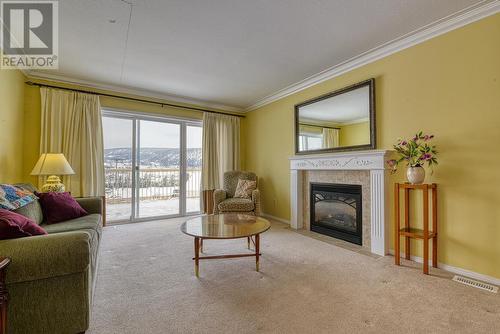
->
{"left": 322, "top": 128, "right": 340, "bottom": 148}
{"left": 201, "top": 113, "right": 240, "bottom": 212}
{"left": 39, "top": 87, "right": 104, "bottom": 197}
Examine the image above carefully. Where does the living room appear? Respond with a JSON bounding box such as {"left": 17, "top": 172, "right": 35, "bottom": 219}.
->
{"left": 0, "top": 1, "right": 499, "bottom": 333}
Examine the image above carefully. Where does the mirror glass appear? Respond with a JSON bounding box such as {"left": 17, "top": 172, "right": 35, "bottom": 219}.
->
{"left": 295, "top": 79, "right": 375, "bottom": 153}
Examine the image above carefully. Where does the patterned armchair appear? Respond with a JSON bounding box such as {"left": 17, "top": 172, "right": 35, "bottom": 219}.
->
{"left": 213, "top": 171, "right": 261, "bottom": 215}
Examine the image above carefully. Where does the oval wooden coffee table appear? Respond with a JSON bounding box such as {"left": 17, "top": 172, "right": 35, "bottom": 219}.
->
{"left": 181, "top": 214, "right": 271, "bottom": 277}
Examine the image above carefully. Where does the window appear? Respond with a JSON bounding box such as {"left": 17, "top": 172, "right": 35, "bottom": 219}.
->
{"left": 299, "top": 134, "right": 322, "bottom": 151}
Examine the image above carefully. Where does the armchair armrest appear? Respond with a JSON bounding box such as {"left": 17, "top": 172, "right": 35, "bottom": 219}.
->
{"left": 0, "top": 232, "right": 91, "bottom": 284}
{"left": 213, "top": 189, "right": 227, "bottom": 214}
{"left": 252, "top": 189, "right": 261, "bottom": 216}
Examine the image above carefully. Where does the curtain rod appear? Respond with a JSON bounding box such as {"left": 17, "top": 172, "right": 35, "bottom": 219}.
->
{"left": 25, "top": 81, "right": 245, "bottom": 118}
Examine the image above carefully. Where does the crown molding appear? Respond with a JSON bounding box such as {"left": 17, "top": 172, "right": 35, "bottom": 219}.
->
{"left": 341, "top": 117, "right": 370, "bottom": 126}
{"left": 20, "top": 2, "right": 499, "bottom": 113}
{"left": 25, "top": 70, "right": 244, "bottom": 113}
{"left": 245, "top": 1, "right": 500, "bottom": 112}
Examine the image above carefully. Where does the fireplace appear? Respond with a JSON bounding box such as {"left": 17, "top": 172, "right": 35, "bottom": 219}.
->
{"left": 310, "top": 183, "right": 362, "bottom": 245}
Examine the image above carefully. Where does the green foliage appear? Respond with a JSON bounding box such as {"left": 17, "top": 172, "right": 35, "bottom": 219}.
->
{"left": 386, "top": 131, "right": 438, "bottom": 174}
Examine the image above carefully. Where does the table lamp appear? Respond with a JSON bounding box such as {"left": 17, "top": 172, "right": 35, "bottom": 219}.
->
{"left": 30, "top": 153, "right": 75, "bottom": 192}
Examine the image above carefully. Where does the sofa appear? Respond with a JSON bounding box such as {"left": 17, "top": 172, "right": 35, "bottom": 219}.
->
{"left": 0, "top": 184, "right": 103, "bottom": 334}
{"left": 213, "top": 171, "right": 261, "bottom": 215}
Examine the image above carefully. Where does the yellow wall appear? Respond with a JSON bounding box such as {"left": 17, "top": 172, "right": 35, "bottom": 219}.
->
{"left": 243, "top": 14, "right": 500, "bottom": 279}
{"left": 0, "top": 70, "right": 25, "bottom": 183}
{"left": 339, "top": 121, "right": 370, "bottom": 146}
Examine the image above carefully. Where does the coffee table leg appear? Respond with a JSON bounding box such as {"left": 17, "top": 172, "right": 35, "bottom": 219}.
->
{"left": 194, "top": 237, "right": 200, "bottom": 277}
{"left": 247, "top": 236, "right": 250, "bottom": 249}
{"left": 255, "top": 234, "right": 260, "bottom": 272}
{"left": 200, "top": 238, "right": 204, "bottom": 253}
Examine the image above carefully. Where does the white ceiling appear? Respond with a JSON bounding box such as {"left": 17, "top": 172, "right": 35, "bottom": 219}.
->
{"left": 299, "top": 86, "right": 369, "bottom": 124}
{"left": 29, "top": 0, "right": 491, "bottom": 110}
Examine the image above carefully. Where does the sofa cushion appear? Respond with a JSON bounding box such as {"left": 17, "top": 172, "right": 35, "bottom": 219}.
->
{"left": 14, "top": 201, "right": 44, "bottom": 225}
{"left": 218, "top": 198, "right": 255, "bottom": 212}
{"left": 42, "top": 214, "right": 102, "bottom": 235}
{"left": 0, "top": 209, "right": 47, "bottom": 239}
{"left": 0, "top": 231, "right": 91, "bottom": 284}
{"left": 13, "top": 184, "right": 44, "bottom": 224}
{"left": 37, "top": 192, "right": 88, "bottom": 224}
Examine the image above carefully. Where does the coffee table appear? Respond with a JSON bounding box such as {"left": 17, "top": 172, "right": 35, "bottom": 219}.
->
{"left": 181, "top": 214, "right": 271, "bottom": 277}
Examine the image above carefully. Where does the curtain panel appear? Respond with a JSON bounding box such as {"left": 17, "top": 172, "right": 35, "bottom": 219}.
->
{"left": 201, "top": 113, "right": 240, "bottom": 213}
{"left": 39, "top": 87, "right": 105, "bottom": 197}
{"left": 322, "top": 128, "right": 340, "bottom": 148}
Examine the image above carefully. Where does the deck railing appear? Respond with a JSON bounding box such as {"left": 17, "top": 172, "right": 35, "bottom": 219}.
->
{"left": 105, "top": 167, "right": 201, "bottom": 204}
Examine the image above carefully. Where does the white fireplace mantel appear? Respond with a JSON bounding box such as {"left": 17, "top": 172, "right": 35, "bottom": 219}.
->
{"left": 289, "top": 150, "right": 390, "bottom": 256}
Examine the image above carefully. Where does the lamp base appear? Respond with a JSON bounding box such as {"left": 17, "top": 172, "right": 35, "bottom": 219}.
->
{"left": 41, "top": 175, "right": 65, "bottom": 193}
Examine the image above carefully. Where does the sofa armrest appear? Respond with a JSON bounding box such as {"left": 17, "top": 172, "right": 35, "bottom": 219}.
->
{"left": 76, "top": 196, "right": 103, "bottom": 215}
{"left": 0, "top": 231, "right": 91, "bottom": 284}
{"left": 213, "top": 189, "right": 227, "bottom": 214}
{"left": 252, "top": 189, "right": 261, "bottom": 216}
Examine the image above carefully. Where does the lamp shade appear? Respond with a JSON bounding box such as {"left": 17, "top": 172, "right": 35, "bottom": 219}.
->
{"left": 30, "top": 153, "right": 75, "bottom": 176}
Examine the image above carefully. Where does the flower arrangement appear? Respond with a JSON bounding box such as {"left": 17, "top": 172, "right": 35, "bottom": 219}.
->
{"left": 387, "top": 131, "right": 438, "bottom": 174}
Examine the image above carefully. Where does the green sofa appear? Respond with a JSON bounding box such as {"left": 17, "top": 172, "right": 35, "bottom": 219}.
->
{"left": 0, "top": 184, "right": 103, "bottom": 334}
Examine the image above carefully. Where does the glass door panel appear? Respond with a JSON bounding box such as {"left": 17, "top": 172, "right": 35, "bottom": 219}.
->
{"left": 186, "top": 125, "right": 202, "bottom": 213}
{"left": 102, "top": 116, "right": 134, "bottom": 222}
{"left": 137, "top": 120, "right": 180, "bottom": 218}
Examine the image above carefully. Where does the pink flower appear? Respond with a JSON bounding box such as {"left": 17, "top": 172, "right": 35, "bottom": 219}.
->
{"left": 421, "top": 153, "right": 432, "bottom": 160}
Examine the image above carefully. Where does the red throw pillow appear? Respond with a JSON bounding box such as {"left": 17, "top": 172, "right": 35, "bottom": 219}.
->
{"left": 36, "top": 192, "right": 88, "bottom": 224}
{"left": 0, "top": 209, "right": 47, "bottom": 239}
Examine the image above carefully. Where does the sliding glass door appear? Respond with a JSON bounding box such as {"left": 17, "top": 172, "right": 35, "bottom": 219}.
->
{"left": 102, "top": 117, "right": 134, "bottom": 222}
{"left": 186, "top": 125, "right": 202, "bottom": 213}
{"left": 137, "top": 120, "right": 181, "bottom": 218}
{"left": 102, "top": 110, "right": 202, "bottom": 223}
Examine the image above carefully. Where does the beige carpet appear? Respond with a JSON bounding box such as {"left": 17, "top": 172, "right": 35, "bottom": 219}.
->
{"left": 88, "top": 217, "right": 499, "bottom": 334}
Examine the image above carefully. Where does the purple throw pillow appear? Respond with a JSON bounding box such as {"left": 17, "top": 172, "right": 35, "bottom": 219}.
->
{"left": 0, "top": 209, "right": 47, "bottom": 239}
{"left": 36, "top": 192, "right": 88, "bottom": 224}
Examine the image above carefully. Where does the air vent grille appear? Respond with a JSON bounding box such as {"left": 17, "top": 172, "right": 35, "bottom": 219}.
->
{"left": 452, "top": 275, "right": 498, "bottom": 293}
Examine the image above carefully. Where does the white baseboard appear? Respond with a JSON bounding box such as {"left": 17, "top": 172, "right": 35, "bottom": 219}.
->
{"left": 388, "top": 249, "right": 500, "bottom": 286}
{"left": 259, "top": 214, "right": 500, "bottom": 286}
{"left": 261, "top": 212, "right": 290, "bottom": 225}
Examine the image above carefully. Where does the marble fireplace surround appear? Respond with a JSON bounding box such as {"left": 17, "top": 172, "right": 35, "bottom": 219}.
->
{"left": 290, "top": 150, "right": 390, "bottom": 256}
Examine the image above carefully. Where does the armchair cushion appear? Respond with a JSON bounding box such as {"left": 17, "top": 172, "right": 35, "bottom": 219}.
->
{"left": 234, "top": 179, "right": 256, "bottom": 199}
{"left": 218, "top": 198, "right": 255, "bottom": 212}
{"left": 223, "top": 171, "right": 257, "bottom": 198}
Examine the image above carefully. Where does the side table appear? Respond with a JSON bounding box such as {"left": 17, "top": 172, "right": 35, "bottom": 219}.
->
{"left": 394, "top": 183, "right": 437, "bottom": 274}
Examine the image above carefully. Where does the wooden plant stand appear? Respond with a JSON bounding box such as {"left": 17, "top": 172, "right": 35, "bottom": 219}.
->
{"left": 394, "top": 183, "right": 437, "bottom": 274}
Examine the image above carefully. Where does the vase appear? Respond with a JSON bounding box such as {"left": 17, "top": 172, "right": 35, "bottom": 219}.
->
{"left": 406, "top": 166, "right": 425, "bottom": 184}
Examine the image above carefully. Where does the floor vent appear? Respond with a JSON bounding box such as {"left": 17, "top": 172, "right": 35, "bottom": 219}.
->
{"left": 452, "top": 275, "right": 498, "bottom": 293}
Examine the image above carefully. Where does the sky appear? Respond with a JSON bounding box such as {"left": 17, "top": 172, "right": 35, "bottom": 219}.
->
{"left": 102, "top": 117, "right": 202, "bottom": 149}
